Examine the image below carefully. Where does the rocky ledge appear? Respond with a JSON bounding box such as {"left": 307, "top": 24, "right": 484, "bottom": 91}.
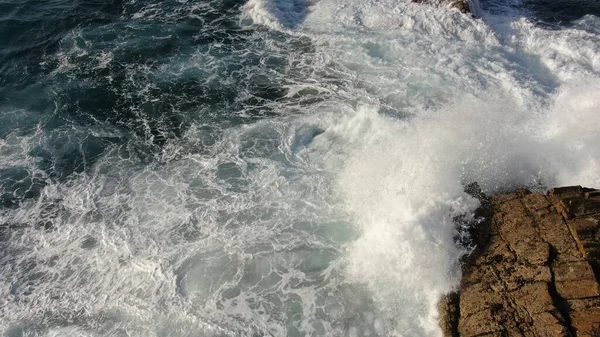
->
{"left": 440, "top": 186, "right": 600, "bottom": 337}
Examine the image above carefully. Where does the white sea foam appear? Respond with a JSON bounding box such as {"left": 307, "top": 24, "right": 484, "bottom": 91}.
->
{"left": 314, "top": 77, "right": 600, "bottom": 335}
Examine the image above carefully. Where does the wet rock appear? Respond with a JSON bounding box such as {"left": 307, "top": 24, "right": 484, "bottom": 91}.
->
{"left": 410, "top": 0, "right": 472, "bottom": 14}
{"left": 440, "top": 186, "right": 600, "bottom": 337}
{"left": 439, "top": 293, "right": 460, "bottom": 337}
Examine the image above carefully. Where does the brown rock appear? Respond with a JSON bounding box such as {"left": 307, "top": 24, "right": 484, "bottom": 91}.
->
{"left": 560, "top": 197, "right": 600, "bottom": 219}
{"left": 538, "top": 213, "right": 583, "bottom": 261}
{"left": 568, "top": 298, "right": 600, "bottom": 336}
{"left": 439, "top": 293, "right": 460, "bottom": 337}
{"left": 495, "top": 198, "right": 550, "bottom": 264}
{"left": 584, "top": 190, "right": 600, "bottom": 200}
{"left": 567, "top": 218, "right": 600, "bottom": 260}
{"left": 496, "top": 263, "right": 552, "bottom": 291}
{"left": 522, "top": 193, "right": 553, "bottom": 217}
{"left": 556, "top": 279, "right": 600, "bottom": 300}
{"left": 531, "top": 312, "right": 571, "bottom": 337}
{"left": 553, "top": 260, "right": 600, "bottom": 299}
{"left": 458, "top": 309, "right": 503, "bottom": 336}
{"left": 512, "top": 282, "right": 555, "bottom": 315}
{"left": 548, "top": 186, "right": 584, "bottom": 203}
{"left": 460, "top": 283, "right": 504, "bottom": 318}
{"left": 440, "top": 186, "right": 600, "bottom": 337}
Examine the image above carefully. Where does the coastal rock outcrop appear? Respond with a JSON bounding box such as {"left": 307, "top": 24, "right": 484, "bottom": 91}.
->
{"left": 440, "top": 186, "right": 600, "bottom": 337}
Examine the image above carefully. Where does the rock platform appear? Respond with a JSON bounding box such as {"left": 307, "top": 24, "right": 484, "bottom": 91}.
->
{"left": 440, "top": 186, "right": 600, "bottom": 337}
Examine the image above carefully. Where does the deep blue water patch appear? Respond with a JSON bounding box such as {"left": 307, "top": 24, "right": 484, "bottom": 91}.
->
{"left": 0, "top": 0, "right": 320, "bottom": 210}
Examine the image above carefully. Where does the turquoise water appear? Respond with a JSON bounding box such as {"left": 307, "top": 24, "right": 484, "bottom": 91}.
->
{"left": 1, "top": 0, "right": 599, "bottom": 336}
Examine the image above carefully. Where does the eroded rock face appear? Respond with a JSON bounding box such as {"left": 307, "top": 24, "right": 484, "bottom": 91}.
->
{"left": 440, "top": 186, "right": 600, "bottom": 337}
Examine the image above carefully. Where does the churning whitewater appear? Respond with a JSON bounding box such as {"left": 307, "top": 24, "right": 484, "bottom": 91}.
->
{"left": 1, "top": 0, "right": 599, "bottom": 336}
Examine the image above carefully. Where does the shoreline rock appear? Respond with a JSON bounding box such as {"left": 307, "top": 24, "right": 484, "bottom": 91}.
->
{"left": 440, "top": 186, "right": 600, "bottom": 337}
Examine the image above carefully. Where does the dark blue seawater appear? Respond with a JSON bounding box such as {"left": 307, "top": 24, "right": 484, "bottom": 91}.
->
{"left": 1, "top": 0, "right": 600, "bottom": 336}
{"left": 0, "top": 0, "right": 319, "bottom": 208}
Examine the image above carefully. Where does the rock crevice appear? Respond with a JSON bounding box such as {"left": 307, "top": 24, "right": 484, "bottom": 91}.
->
{"left": 440, "top": 186, "right": 600, "bottom": 337}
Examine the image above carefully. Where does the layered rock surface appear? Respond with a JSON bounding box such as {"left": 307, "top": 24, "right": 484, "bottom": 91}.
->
{"left": 440, "top": 186, "right": 600, "bottom": 337}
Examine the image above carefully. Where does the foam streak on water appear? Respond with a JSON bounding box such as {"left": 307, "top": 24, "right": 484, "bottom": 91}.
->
{"left": 1, "top": 0, "right": 600, "bottom": 336}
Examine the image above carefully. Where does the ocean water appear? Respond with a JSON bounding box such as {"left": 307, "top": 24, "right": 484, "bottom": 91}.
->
{"left": 0, "top": 0, "right": 599, "bottom": 336}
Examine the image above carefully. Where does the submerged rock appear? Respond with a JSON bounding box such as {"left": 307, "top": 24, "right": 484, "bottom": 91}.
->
{"left": 440, "top": 186, "right": 600, "bottom": 337}
{"left": 411, "top": 0, "right": 472, "bottom": 14}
